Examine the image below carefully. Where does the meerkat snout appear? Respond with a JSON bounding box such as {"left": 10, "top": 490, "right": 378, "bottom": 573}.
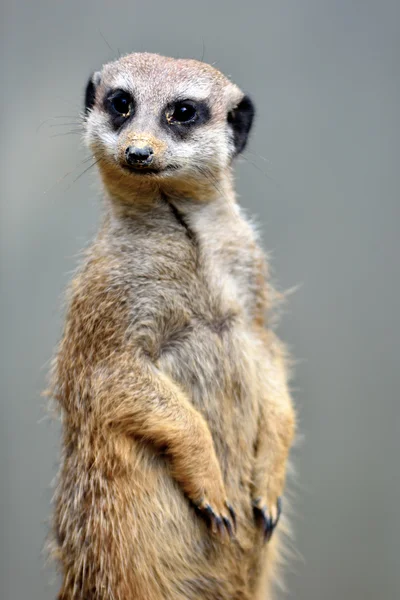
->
{"left": 125, "top": 145, "right": 154, "bottom": 168}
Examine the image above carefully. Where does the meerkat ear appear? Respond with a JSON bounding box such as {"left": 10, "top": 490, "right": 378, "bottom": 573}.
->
{"left": 84, "top": 72, "right": 101, "bottom": 115}
{"left": 228, "top": 95, "right": 255, "bottom": 155}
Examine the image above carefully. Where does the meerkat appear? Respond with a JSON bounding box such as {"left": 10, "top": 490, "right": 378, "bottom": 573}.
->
{"left": 48, "top": 52, "right": 296, "bottom": 600}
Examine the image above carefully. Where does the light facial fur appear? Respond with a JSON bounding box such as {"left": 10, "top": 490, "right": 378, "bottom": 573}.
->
{"left": 49, "top": 52, "right": 296, "bottom": 600}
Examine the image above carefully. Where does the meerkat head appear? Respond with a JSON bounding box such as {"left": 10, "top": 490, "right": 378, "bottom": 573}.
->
{"left": 84, "top": 53, "right": 254, "bottom": 199}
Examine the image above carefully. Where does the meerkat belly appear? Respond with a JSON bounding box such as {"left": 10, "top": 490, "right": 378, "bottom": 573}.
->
{"left": 157, "top": 315, "right": 261, "bottom": 497}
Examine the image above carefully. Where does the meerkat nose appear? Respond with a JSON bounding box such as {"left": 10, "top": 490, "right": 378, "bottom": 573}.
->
{"left": 125, "top": 146, "right": 154, "bottom": 166}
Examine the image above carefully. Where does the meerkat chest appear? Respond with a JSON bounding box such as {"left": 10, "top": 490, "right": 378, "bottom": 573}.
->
{"left": 114, "top": 201, "right": 264, "bottom": 405}
{"left": 153, "top": 201, "right": 264, "bottom": 427}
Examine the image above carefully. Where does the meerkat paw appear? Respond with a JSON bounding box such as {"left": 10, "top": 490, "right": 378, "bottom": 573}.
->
{"left": 252, "top": 495, "right": 282, "bottom": 543}
{"left": 196, "top": 499, "right": 236, "bottom": 540}
{"left": 194, "top": 497, "right": 236, "bottom": 541}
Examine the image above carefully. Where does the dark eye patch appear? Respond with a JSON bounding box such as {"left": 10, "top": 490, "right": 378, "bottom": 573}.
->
{"left": 162, "top": 99, "right": 210, "bottom": 138}
{"left": 104, "top": 89, "right": 135, "bottom": 131}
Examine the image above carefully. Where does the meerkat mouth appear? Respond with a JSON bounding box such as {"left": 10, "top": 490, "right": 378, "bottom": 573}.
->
{"left": 122, "top": 164, "right": 179, "bottom": 176}
{"left": 122, "top": 165, "right": 163, "bottom": 175}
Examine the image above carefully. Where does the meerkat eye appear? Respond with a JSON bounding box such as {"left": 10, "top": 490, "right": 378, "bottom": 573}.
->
{"left": 110, "top": 91, "right": 133, "bottom": 116}
{"left": 169, "top": 102, "right": 197, "bottom": 124}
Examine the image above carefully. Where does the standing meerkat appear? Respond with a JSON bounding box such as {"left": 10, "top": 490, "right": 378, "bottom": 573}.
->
{"left": 49, "top": 52, "right": 296, "bottom": 600}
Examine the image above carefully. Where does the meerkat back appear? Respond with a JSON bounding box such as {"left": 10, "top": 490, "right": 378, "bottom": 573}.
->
{"left": 49, "top": 52, "right": 295, "bottom": 600}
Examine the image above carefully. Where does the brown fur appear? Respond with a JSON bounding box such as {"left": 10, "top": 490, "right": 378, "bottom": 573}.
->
{"left": 48, "top": 53, "right": 296, "bottom": 600}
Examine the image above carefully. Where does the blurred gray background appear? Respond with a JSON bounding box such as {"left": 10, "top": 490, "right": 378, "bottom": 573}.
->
{"left": 1, "top": 1, "right": 399, "bottom": 598}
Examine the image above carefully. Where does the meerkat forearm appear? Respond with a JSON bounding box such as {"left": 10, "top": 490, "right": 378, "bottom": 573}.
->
{"left": 92, "top": 353, "right": 235, "bottom": 533}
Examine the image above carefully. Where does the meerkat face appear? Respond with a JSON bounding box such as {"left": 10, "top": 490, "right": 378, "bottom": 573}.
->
{"left": 84, "top": 53, "right": 254, "bottom": 195}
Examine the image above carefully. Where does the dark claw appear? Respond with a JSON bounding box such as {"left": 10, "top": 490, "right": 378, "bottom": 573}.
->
{"left": 264, "top": 517, "right": 274, "bottom": 543}
{"left": 226, "top": 502, "right": 237, "bottom": 533}
{"left": 274, "top": 497, "right": 282, "bottom": 528}
{"left": 253, "top": 497, "right": 282, "bottom": 543}
{"left": 203, "top": 504, "right": 221, "bottom": 534}
{"left": 258, "top": 505, "right": 273, "bottom": 543}
{"left": 203, "top": 503, "right": 216, "bottom": 519}
{"left": 215, "top": 515, "right": 224, "bottom": 536}
{"left": 197, "top": 502, "right": 235, "bottom": 539}
{"left": 222, "top": 516, "right": 234, "bottom": 539}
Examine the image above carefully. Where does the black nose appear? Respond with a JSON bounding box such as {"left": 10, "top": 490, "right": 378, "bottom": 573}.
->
{"left": 125, "top": 146, "right": 154, "bottom": 166}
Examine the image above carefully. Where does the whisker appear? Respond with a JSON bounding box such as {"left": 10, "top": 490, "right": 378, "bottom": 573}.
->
{"left": 99, "top": 30, "right": 115, "bottom": 53}
{"left": 82, "top": 154, "right": 97, "bottom": 164}
{"left": 200, "top": 39, "right": 206, "bottom": 62}
{"left": 49, "top": 122, "right": 83, "bottom": 128}
{"left": 36, "top": 115, "right": 82, "bottom": 133}
{"left": 244, "top": 149, "right": 270, "bottom": 163}
{"left": 242, "top": 154, "right": 280, "bottom": 186}
{"left": 67, "top": 158, "right": 101, "bottom": 189}
{"left": 50, "top": 130, "right": 83, "bottom": 138}
{"left": 43, "top": 155, "right": 96, "bottom": 195}
{"left": 240, "top": 154, "right": 271, "bottom": 178}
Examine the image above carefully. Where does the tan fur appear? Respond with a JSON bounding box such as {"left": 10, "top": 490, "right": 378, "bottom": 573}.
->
{"left": 48, "top": 53, "right": 296, "bottom": 600}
